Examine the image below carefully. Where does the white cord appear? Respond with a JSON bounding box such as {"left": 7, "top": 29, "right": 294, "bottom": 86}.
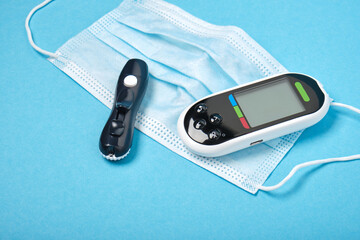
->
{"left": 258, "top": 154, "right": 360, "bottom": 191}
{"left": 25, "top": 0, "right": 58, "bottom": 58}
{"left": 259, "top": 101, "right": 360, "bottom": 192}
{"left": 330, "top": 102, "right": 360, "bottom": 114}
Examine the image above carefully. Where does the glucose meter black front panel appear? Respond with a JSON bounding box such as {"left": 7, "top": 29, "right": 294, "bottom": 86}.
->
{"left": 183, "top": 73, "right": 325, "bottom": 145}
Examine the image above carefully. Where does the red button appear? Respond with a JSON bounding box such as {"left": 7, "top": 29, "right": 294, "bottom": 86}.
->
{"left": 240, "top": 117, "right": 249, "bottom": 129}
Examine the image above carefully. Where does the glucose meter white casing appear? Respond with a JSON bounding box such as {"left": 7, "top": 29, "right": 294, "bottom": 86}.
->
{"left": 177, "top": 73, "right": 330, "bottom": 157}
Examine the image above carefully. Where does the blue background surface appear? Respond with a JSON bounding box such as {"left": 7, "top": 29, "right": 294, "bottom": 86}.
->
{"left": 1, "top": 0, "right": 359, "bottom": 239}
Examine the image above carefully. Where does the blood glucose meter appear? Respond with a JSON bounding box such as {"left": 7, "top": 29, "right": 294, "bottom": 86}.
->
{"left": 177, "top": 73, "right": 331, "bottom": 157}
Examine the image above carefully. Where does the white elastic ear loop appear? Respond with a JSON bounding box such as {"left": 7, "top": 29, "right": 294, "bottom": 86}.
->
{"left": 258, "top": 154, "right": 360, "bottom": 191}
{"left": 330, "top": 102, "right": 360, "bottom": 114}
{"left": 259, "top": 102, "right": 360, "bottom": 192}
{"left": 25, "top": 0, "right": 58, "bottom": 58}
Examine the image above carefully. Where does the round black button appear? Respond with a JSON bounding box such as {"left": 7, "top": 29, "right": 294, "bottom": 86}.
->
{"left": 195, "top": 103, "right": 207, "bottom": 114}
{"left": 194, "top": 119, "right": 206, "bottom": 130}
{"left": 208, "top": 129, "right": 221, "bottom": 140}
{"left": 209, "top": 113, "right": 222, "bottom": 125}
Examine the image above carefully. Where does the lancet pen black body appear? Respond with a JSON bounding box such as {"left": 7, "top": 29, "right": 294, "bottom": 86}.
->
{"left": 99, "top": 59, "right": 149, "bottom": 160}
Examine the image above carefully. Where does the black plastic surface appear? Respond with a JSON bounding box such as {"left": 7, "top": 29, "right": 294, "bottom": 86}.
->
{"left": 183, "top": 73, "right": 325, "bottom": 145}
{"left": 99, "top": 59, "right": 149, "bottom": 159}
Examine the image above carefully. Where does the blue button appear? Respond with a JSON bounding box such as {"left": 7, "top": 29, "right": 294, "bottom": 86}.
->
{"left": 228, "top": 94, "right": 237, "bottom": 106}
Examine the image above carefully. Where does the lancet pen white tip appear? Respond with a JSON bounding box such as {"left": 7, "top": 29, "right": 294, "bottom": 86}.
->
{"left": 101, "top": 149, "right": 131, "bottom": 161}
{"left": 25, "top": 0, "right": 58, "bottom": 58}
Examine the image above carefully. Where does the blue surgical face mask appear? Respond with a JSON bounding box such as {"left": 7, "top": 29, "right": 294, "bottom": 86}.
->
{"left": 26, "top": 0, "right": 301, "bottom": 194}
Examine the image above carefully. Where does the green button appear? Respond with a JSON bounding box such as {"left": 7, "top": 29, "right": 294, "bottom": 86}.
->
{"left": 295, "top": 82, "right": 310, "bottom": 102}
{"left": 233, "top": 106, "right": 243, "bottom": 118}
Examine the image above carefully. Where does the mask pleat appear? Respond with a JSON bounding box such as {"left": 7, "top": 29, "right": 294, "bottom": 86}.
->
{"left": 98, "top": 18, "right": 238, "bottom": 93}
{"left": 107, "top": 10, "right": 260, "bottom": 92}
{"left": 89, "top": 23, "right": 212, "bottom": 100}
{"left": 113, "top": 0, "right": 267, "bottom": 84}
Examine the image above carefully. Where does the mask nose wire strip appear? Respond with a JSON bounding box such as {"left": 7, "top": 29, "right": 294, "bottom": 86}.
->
{"left": 25, "top": 0, "right": 58, "bottom": 58}
{"left": 258, "top": 101, "right": 360, "bottom": 192}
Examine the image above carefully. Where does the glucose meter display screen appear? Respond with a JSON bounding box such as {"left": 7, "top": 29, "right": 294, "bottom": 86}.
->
{"left": 234, "top": 78, "right": 305, "bottom": 127}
